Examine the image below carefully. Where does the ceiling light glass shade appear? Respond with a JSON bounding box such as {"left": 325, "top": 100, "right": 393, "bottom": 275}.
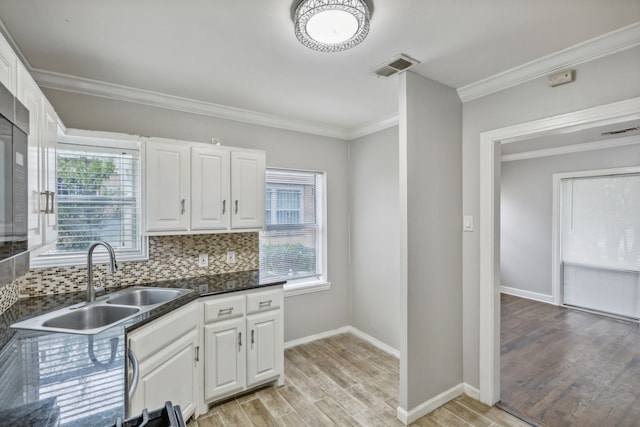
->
{"left": 294, "top": 0, "right": 370, "bottom": 52}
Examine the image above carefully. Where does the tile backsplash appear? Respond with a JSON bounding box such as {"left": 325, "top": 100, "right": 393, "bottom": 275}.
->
{"left": 0, "top": 252, "right": 30, "bottom": 313}
{"left": 13, "top": 233, "right": 259, "bottom": 300}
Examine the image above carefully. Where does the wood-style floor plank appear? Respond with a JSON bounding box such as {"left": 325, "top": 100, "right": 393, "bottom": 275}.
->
{"left": 190, "top": 333, "right": 525, "bottom": 427}
{"left": 500, "top": 294, "right": 640, "bottom": 427}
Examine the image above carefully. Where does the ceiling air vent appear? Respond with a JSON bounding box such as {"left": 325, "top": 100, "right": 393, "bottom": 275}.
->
{"left": 373, "top": 54, "right": 420, "bottom": 78}
{"left": 601, "top": 126, "right": 639, "bottom": 136}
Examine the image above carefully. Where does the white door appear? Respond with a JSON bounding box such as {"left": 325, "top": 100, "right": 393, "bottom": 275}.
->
{"left": 204, "top": 317, "right": 246, "bottom": 401}
{"left": 131, "top": 335, "right": 198, "bottom": 419}
{"left": 230, "top": 151, "right": 265, "bottom": 229}
{"left": 191, "top": 147, "right": 230, "bottom": 230}
{"left": 246, "top": 309, "right": 282, "bottom": 387}
{"left": 145, "top": 141, "right": 190, "bottom": 231}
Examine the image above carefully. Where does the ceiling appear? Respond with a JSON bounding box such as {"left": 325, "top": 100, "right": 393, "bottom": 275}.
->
{"left": 0, "top": 0, "right": 639, "bottom": 134}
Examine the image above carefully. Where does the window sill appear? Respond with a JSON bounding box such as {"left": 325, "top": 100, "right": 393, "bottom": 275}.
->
{"left": 284, "top": 280, "right": 331, "bottom": 297}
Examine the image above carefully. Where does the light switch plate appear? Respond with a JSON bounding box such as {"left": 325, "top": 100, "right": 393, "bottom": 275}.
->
{"left": 198, "top": 253, "right": 208, "bottom": 267}
{"left": 226, "top": 251, "right": 236, "bottom": 264}
{"left": 463, "top": 215, "right": 474, "bottom": 232}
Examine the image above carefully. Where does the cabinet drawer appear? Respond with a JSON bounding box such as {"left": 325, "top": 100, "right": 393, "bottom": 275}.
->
{"left": 204, "top": 294, "right": 245, "bottom": 323}
{"left": 128, "top": 302, "right": 198, "bottom": 362}
{"left": 246, "top": 288, "right": 282, "bottom": 313}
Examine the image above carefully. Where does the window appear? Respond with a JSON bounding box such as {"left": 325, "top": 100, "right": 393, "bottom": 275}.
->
{"left": 32, "top": 132, "right": 147, "bottom": 267}
{"left": 260, "top": 169, "right": 328, "bottom": 294}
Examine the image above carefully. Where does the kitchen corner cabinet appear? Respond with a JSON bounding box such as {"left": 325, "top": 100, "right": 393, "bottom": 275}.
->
{"left": 144, "top": 138, "right": 265, "bottom": 234}
{"left": 202, "top": 287, "right": 284, "bottom": 404}
{"left": 17, "top": 62, "right": 58, "bottom": 253}
{"left": 128, "top": 302, "right": 199, "bottom": 420}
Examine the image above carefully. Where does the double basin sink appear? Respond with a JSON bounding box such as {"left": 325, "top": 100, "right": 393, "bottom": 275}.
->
{"left": 11, "top": 287, "right": 192, "bottom": 335}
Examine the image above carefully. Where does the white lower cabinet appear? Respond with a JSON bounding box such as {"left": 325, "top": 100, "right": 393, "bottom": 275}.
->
{"left": 128, "top": 302, "right": 199, "bottom": 420}
{"left": 202, "top": 286, "right": 284, "bottom": 405}
{"left": 204, "top": 317, "right": 246, "bottom": 400}
{"left": 127, "top": 286, "right": 284, "bottom": 421}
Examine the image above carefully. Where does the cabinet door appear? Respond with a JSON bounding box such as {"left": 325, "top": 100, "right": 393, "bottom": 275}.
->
{"left": 191, "top": 147, "right": 230, "bottom": 230}
{"left": 0, "top": 35, "right": 16, "bottom": 94}
{"left": 130, "top": 332, "right": 198, "bottom": 420}
{"left": 17, "top": 64, "right": 44, "bottom": 250}
{"left": 230, "top": 151, "right": 265, "bottom": 229}
{"left": 145, "top": 140, "right": 190, "bottom": 231}
{"left": 204, "top": 317, "right": 246, "bottom": 401}
{"left": 246, "top": 309, "right": 283, "bottom": 387}
{"left": 42, "top": 102, "right": 58, "bottom": 246}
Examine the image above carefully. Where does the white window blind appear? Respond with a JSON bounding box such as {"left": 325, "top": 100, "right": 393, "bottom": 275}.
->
{"left": 34, "top": 139, "right": 145, "bottom": 266}
{"left": 260, "top": 169, "right": 322, "bottom": 282}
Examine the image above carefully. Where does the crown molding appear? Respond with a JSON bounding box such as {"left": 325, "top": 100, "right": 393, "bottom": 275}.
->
{"left": 31, "top": 68, "right": 359, "bottom": 140}
{"left": 346, "top": 113, "right": 399, "bottom": 140}
{"left": 458, "top": 22, "right": 640, "bottom": 103}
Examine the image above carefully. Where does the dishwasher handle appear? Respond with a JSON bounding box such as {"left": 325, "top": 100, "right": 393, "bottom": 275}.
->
{"left": 127, "top": 348, "right": 140, "bottom": 403}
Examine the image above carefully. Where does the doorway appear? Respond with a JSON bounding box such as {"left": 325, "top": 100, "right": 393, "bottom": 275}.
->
{"left": 478, "top": 96, "right": 640, "bottom": 406}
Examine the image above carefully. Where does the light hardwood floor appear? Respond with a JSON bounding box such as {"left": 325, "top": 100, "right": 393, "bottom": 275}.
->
{"left": 188, "top": 333, "right": 529, "bottom": 426}
{"left": 501, "top": 294, "right": 640, "bottom": 427}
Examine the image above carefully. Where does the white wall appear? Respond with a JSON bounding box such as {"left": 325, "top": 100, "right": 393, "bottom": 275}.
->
{"left": 42, "top": 88, "right": 351, "bottom": 343}
{"left": 462, "top": 46, "right": 640, "bottom": 389}
{"left": 349, "top": 126, "right": 400, "bottom": 351}
{"left": 501, "top": 143, "right": 640, "bottom": 297}
{"left": 400, "top": 72, "right": 462, "bottom": 412}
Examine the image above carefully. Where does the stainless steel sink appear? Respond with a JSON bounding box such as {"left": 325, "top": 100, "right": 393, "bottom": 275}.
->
{"left": 11, "top": 286, "right": 193, "bottom": 335}
{"left": 42, "top": 305, "right": 141, "bottom": 331}
{"left": 106, "top": 287, "right": 191, "bottom": 306}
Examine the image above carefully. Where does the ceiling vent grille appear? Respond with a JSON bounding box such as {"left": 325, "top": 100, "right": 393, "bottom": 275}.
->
{"left": 601, "top": 126, "right": 639, "bottom": 136}
{"left": 373, "top": 54, "right": 420, "bottom": 78}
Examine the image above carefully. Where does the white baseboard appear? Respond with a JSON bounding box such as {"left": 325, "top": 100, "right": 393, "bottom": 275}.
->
{"left": 284, "top": 325, "right": 400, "bottom": 358}
{"left": 284, "top": 326, "right": 351, "bottom": 349}
{"left": 500, "top": 286, "right": 555, "bottom": 305}
{"left": 463, "top": 383, "right": 480, "bottom": 400}
{"left": 396, "top": 383, "right": 465, "bottom": 425}
{"left": 343, "top": 326, "right": 400, "bottom": 358}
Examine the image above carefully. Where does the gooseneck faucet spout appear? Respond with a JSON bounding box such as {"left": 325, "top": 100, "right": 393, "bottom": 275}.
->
{"left": 87, "top": 241, "right": 118, "bottom": 303}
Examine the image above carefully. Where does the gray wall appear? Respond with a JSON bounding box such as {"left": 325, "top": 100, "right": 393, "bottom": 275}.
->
{"left": 501, "top": 144, "right": 640, "bottom": 297}
{"left": 42, "top": 88, "right": 351, "bottom": 343}
{"left": 349, "top": 125, "right": 400, "bottom": 351}
{"left": 400, "top": 72, "right": 462, "bottom": 410}
{"left": 462, "top": 46, "right": 640, "bottom": 389}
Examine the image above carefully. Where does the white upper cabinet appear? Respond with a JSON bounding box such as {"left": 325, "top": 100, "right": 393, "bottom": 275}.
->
{"left": 17, "top": 63, "right": 58, "bottom": 253}
{"left": 0, "top": 35, "right": 17, "bottom": 94}
{"left": 231, "top": 151, "right": 265, "bottom": 229}
{"left": 191, "top": 146, "right": 230, "bottom": 231}
{"left": 144, "top": 139, "right": 191, "bottom": 232}
{"left": 144, "top": 139, "right": 265, "bottom": 235}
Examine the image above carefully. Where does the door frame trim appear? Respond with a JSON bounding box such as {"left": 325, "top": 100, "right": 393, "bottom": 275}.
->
{"left": 478, "top": 96, "right": 640, "bottom": 405}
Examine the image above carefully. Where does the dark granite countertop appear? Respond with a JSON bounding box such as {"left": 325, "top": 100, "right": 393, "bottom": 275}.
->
{"left": 0, "top": 270, "right": 285, "bottom": 427}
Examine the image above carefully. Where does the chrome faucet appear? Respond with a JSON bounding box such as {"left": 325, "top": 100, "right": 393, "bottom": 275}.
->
{"left": 86, "top": 241, "right": 118, "bottom": 303}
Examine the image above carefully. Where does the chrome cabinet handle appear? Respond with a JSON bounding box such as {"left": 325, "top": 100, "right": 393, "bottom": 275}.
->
{"left": 218, "top": 307, "right": 233, "bottom": 315}
{"left": 180, "top": 199, "right": 185, "bottom": 214}
{"left": 238, "top": 332, "right": 242, "bottom": 350}
{"left": 49, "top": 192, "right": 55, "bottom": 213}
{"left": 127, "top": 348, "right": 139, "bottom": 403}
{"left": 40, "top": 191, "right": 50, "bottom": 213}
{"left": 259, "top": 300, "right": 272, "bottom": 308}
{"left": 222, "top": 200, "right": 226, "bottom": 214}
{"left": 195, "top": 345, "right": 200, "bottom": 362}
{"left": 235, "top": 200, "right": 238, "bottom": 214}
{"left": 251, "top": 330, "right": 255, "bottom": 348}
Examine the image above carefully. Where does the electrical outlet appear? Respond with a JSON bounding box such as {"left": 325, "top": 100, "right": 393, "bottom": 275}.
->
{"left": 199, "top": 284, "right": 208, "bottom": 293}
{"left": 198, "top": 253, "right": 208, "bottom": 268}
{"left": 226, "top": 251, "right": 236, "bottom": 264}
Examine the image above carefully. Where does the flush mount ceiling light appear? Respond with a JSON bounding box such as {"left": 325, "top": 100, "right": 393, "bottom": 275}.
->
{"left": 294, "top": 0, "right": 371, "bottom": 52}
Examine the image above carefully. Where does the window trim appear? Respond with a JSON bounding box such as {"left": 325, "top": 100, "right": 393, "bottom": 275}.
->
{"left": 261, "top": 167, "right": 329, "bottom": 297}
{"left": 31, "top": 130, "right": 148, "bottom": 269}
